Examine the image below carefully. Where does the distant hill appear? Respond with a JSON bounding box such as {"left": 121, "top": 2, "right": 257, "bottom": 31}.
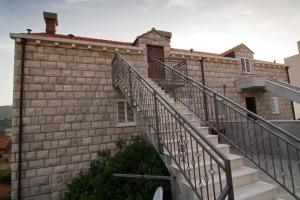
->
{"left": 0, "top": 106, "right": 12, "bottom": 120}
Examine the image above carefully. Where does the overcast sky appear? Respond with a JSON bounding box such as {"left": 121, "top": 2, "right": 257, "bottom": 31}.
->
{"left": 0, "top": 0, "right": 299, "bottom": 106}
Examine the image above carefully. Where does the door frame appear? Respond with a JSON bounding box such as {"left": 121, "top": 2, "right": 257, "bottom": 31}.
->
{"left": 147, "top": 45, "right": 165, "bottom": 79}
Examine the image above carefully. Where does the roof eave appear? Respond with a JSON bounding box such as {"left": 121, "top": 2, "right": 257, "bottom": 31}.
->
{"left": 10, "top": 33, "right": 143, "bottom": 51}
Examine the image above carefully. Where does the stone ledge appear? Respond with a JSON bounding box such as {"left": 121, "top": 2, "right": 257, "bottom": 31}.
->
{"left": 10, "top": 33, "right": 143, "bottom": 54}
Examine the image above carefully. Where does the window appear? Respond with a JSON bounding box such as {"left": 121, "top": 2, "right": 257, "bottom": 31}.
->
{"left": 271, "top": 97, "right": 280, "bottom": 114}
{"left": 117, "top": 101, "right": 135, "bottom": 123}
{"left": 240, "top": 58, "right": 251, "bottom": 73}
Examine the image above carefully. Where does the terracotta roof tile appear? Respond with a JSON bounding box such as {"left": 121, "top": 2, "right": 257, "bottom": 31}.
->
{"left": 0, "top": 136, "right": 11, "bottom": 150}
{"left": 31, "top": 33, "right": 132, "bottom": 46}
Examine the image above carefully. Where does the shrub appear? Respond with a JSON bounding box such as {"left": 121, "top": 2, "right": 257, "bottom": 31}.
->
{"left": 0, "top": 169, "right": 11, "bottom": 183}
{"left": 64, "top": 137, "right": 172, "bottom": 200}
{"left": 0, "top": 193, "right": 11, "bottom": 200}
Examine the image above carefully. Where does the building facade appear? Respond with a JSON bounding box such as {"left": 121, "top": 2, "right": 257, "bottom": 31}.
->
{"left": 10, "top": 12, "right": 294, "bottom": 199}
{"left": 285, "top": 41, "right": 300, "bottom": 119}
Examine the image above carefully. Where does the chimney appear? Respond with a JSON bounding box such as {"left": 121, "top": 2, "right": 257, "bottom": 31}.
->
{"left": 43, "top": 11, "right": 58, "bottom": 34}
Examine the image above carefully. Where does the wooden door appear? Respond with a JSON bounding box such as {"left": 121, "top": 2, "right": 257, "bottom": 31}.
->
{"left": 147, "top": 45, "right": 165, "bottom": 79}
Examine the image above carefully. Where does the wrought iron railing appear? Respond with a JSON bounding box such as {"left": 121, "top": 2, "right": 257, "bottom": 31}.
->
{"left": 112, "top": 53, "right": 234, "bottom": 200}
{"left": 164, "top": 58, "right": 188, "bottom": 75}
{"left": 151, "top": 57, "right": 300, "bottom": 200}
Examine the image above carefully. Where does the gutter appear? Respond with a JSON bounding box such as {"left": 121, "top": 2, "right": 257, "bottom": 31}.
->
{"left": 17, "top": 38, "right": 27, "bottom": 200}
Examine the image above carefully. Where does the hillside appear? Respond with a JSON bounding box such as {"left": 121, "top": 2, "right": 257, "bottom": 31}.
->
{"left": 0, "top": 106, "right": 12, "bottom": 120}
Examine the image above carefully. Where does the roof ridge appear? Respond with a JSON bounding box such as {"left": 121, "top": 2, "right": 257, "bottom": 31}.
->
{"left": 221, "top": 43, "right": 254, "bottom": 56}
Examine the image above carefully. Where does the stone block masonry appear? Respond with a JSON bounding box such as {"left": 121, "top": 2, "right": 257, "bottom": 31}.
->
{"left": 10, "top": 27, "right": 294, "bottom": 200}
{"left": 11, "top": 41, "right": 147, "bottom": 200}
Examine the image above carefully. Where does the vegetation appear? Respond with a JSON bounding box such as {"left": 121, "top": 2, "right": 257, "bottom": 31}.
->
{"left": 0, "top": 194, "right": 11, "bottom": 200}
{"left": 0, "top": 118, "right": 12, "bottom": 135}
{"left": 0, "top": 169, "right": 11, "bottom": 183}
{"left": 0, "top": 169, "right": 11, "bottom": 200}
{"left": 0, "top": 106, "right": 12, "bottom": 120}
{"left": 64, "top": 137, "right": 172, "bottom": 200}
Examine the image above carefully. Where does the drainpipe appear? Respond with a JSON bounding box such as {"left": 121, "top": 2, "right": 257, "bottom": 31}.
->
{"left": 17, "top": 38, "right": 27, "bottom": 200}
{"left": 285, "top": 66, "right": 296, "bottom": 120}
{"left": 200, "top": 58, "right": 209, "bottom": 122}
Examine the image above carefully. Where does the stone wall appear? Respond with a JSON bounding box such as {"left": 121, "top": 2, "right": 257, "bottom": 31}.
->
{"left": 183, "top": 56, "right": 293, "bottom": 120}
{"left": 10, "top": 29, "right": 294, "bottom": 200}
{"left": 134, "top": 29, "right": 171, "bottom": 77}
{"left": 11, "top": 41, "right": 145, "bottom": 200}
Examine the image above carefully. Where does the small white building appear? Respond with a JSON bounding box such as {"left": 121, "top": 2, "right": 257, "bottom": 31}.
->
{"left": 285, "top": 41, "right": 300, "bottom": 118}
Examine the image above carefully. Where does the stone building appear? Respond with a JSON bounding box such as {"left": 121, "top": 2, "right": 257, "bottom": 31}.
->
{"left": 10, "top": 12, "right": 294, "bottom": 199}
{"left": 285, "top": 41, "right": 300, "bottom": 119}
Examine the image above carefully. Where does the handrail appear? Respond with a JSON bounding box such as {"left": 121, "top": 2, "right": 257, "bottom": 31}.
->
{"left": 112, "top": 53, "right": 234, "bottom": 200}
{"left": 164, "top": 58, "right": 188, "bottom": 75}
{"left": 266, "top": 79, "right": 300, "bottom": 94}
{"left": 151, "top": 57, "right": 300, "bottom": 199}
{"left": 115, "top": 54, "right": 228, "bottom": 163}
{"left": 153, "top": 57, "right": 300, "bottom": 144}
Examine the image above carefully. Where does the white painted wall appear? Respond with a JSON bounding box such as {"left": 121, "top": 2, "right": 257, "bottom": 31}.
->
{"left": 284, "top": 41, "right": 300, "bottom": 119}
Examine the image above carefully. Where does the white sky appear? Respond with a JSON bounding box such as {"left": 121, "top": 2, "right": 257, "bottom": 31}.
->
{"left": 0, "top": 0, "right": 299, "bottom": 105}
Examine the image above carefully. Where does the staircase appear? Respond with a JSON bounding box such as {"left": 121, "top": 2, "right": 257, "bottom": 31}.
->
{"left": 112, "top": 53, "right": 300, "bottom": 200}
{"left": 265, "top": 79, "right": 300, "bottom": 103}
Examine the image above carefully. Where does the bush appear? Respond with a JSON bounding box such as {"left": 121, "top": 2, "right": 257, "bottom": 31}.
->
{"left": 0, "top": 169, "right": 11, "bottom": 183}
{"left": 0, "top": 193, "right": 11, "bottom": 200}
{"left": 64, "top": 137, "right": 172, "bottom": 200}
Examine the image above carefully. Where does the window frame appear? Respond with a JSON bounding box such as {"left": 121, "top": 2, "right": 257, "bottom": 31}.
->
{"left": 271, "top": 97, "right": 280, "bottom": 114}
{"left": 240, "top": 57, "right": 252, "bottom": 73}
{"left": 116, "top": 100, "right": 136, "bottom": 126}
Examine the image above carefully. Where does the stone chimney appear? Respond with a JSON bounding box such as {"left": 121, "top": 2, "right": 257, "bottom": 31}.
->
{"left": 43, "top": 11, "right": 58, "bottom": 34}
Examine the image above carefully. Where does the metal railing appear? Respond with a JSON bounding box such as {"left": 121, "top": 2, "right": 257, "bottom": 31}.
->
{"left": 112, "top": 53, "right": 234, "bottom": 200}
{"left": 164, "top": 58, "right": 188, "bottom": 75}
{"left": 151, "top": 57, "right": 300, "bottom": 200}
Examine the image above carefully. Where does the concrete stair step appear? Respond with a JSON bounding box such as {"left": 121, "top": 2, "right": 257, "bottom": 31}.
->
{"left": 163, "top": 144, "right": 230, "bottom": 164}
{"left": 141, "top": 110, "right": 197, "bottom": 121}
{"left": 171, "top": 154, "right": 244, "bottom": 180}
{"left": 164, "top": 134, "right": 219, "bottom": 146}
{"left": 145, "top": 74, "right": 278, "bottom": 200}
{"left": 233, "top": 181, "right": 277, "bottom": 200}
{"left": 182, "top": 166, "right": 259, "bottom": 198}
{"left": 161, "top": 126, "right": 210, "bottom": 135}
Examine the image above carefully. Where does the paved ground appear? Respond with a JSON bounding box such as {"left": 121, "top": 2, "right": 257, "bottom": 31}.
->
{"left": 231, "top": 148, "right": 299, "bottom": 200}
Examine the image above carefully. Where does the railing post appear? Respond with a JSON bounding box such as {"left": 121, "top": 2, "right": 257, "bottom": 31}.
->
{"left": 184, "top": 60, "right": 188, "bottom": 75}
{"left": 225, "top": 159, "right": 234, "bottom": 200}
{"left": 213, "top": 93, "right": 220, "bottom": 130}
{"left": 153, "top": 91, "right": 162, "bottom": 153}
{"left": 129, "top": 68, "right": 133, "bottom": 106}
{"left": 199, "top": 58, "right": 209, "bottom": 122}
